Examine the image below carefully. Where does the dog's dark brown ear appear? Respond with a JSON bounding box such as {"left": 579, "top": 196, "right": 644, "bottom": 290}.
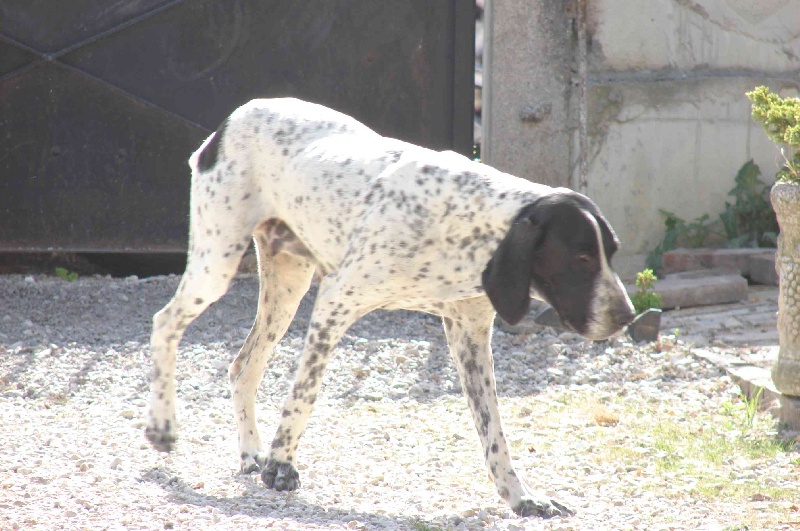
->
{"left": 481, "top": 213, "right": 542, "bottom": 325}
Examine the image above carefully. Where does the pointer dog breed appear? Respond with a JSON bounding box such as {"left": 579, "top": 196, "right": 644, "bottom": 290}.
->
{"left": 147, "top": 98, "right": 635, "bottom": 517}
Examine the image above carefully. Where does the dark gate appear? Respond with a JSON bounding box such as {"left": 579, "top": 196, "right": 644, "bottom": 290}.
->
{"left": 0, "top": 0, "right": 474, "bottom": 252}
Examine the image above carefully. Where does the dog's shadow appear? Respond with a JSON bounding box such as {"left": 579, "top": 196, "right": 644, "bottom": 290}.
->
{"left": 272, "top": 282, "right": 553, "bottom": 403}
{"left": 142, "top": 465, "right": 472, "bottom": 529}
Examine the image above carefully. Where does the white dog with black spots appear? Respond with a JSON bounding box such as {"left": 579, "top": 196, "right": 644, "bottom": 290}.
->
{"left": 146, "top": 98, "right": 635, "bottom": 518}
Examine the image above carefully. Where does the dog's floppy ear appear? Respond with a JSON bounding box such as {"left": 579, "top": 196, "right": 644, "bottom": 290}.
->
{"left": 481, "top": 210, "right": 543, "bottom": 325}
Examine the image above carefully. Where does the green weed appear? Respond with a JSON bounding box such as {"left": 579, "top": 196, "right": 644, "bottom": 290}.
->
{"left": 646, "top": 160, "right": 778, "bottom": 272}
{"left": 54, "top": 267, "right": 78, "bottom": 282}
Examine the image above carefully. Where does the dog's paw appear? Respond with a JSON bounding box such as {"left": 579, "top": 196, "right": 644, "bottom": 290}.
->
{"left": 512, "top": 496, "right": 574, "bottom": 518}
{"left": 240, "top": 452, "right": 269, "bottom": 474}
{"left": 145, "top": 418, "right": 176, "bottom": 452}
{"left": 261, "top": 459, "right": 301, "bottom": 491}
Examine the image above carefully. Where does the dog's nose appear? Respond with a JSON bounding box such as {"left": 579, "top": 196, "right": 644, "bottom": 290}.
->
{"left": 615, "top": 305, "right": 636, "bottom": 328}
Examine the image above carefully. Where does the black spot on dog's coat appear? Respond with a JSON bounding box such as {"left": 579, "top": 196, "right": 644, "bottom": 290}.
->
{"left": 197, "top": 118, "right": 229, "bottom": 172}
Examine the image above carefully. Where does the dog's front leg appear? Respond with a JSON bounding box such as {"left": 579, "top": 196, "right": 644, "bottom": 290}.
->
{"left": 442, "top": 298, "right": 573, "bottom": 518}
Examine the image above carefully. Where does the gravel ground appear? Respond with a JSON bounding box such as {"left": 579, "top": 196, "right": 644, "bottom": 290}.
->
{"left": 1, "top": 273, "right": 799, "bottom": 530}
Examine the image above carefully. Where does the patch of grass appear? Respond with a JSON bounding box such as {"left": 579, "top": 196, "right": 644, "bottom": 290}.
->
{"left": 587, "top": 401, "right": 620, "bottom": 427}
{"left": 625, "top": 412, "right": 796, "bottom": 501}
{"left": 721, "top": 387, "right": 764, "bottom": 433}
{"left": 55, "top": 267, "right": 78, "bottom": 282}
{"left": 525, "top": 388, "right": 800, "bottom": 505}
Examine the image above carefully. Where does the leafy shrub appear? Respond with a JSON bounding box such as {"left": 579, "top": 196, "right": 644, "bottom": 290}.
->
{"left": 646, "top": 160, "right": 778, "bottom": 272}
{"left": 631, "top": 269, "right": 662, "bottom": 315}
{"left": 719, "top": 160, "right": 778, "bottom": 248}
{"left": 746, "top": 86, "right": 800, "bottom": 183}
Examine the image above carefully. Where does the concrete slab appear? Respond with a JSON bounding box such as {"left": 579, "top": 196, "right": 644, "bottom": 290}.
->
{"left": 749, "top": 252, "right": 779, "bottom": 286}
{"left": 662, "top": 248, "right": 777, "bottom": 279}
{"left": 717, "top": 329, "right": 779, "bottom": 346}
{"left": 660, "top": 286, "right": 777, "bottom": 344}
{"left": 627, "top": 270, "right": 748, "bottom": 310}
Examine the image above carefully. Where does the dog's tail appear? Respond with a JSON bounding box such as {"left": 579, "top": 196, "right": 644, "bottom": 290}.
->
{"left": 191, "top": 117, "right": 230, "bottom": 173}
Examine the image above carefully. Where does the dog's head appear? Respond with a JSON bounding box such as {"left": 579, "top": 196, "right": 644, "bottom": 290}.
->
{"left": 482, "top": 190, "right": 635, "bottom": 340}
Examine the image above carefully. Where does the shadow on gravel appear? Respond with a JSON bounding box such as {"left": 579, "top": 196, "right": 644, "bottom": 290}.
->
{"left": 1, "top": 274, "right": 559, "bottom": 405}
{"left": 142, "top": 465, "right": 455, "bottom": 530}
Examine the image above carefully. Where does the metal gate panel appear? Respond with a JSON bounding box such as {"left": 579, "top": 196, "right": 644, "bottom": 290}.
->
{"left": 0, "top": 65, "right": 207, "bottom": 251}
{"left": 0, "top": 0, "right": 174, "bottom": 53}
{"left": 0, "top": 0, "right": 474, "bottom": 252}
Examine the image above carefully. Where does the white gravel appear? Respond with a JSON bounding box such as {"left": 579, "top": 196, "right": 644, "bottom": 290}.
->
{"left": 1, "top": 273, "right": 797, "bottom": 530}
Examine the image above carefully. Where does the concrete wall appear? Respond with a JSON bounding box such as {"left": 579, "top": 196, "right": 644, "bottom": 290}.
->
{"left": 484, "top": 0, "right": 800, "bottom": 277}
{"left": 482, "top": 0, "right": 573, "bottom": 188}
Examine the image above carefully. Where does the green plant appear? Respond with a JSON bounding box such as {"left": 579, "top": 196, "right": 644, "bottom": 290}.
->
{"left": 54, "top": 267, "right": 78, "bottom": 282}
{"left": 646, "top": 210, "right": 713, "bottom": 271}
{"left": 741, "top": 387, "right": 764, "bottom": 432}
{"left": 720, "top": 387, "right": 771, "bottom": 435}
{"left": 719, "top": 160, "right": 778, "bottom": 247}
{"left": 746, "top": 86, "right": 800, "bottom": 183}
{"left": 646, "top": 159, "right": 779, "bottom": 271}
{"left": 630, "top": 268, "right": 662, "bottom": 314}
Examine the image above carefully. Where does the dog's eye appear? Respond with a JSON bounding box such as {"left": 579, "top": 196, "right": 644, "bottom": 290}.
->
{"left": 578, "top": 254, "right": 591, "bottom": 263}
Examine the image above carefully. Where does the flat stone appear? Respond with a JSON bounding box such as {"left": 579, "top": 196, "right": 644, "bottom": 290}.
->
{"left": 692, "top": 348, "right": 748, "bottom": 368}
{"left": 749, "top": 252, "right": 779, "bottom": 286}
{"left": 716, "top": 329, "right": 778, "bottom": 346}
{"left": 665, "top": 268, "right": 740, "bottom": 280}
{"left": 728, "top": 365, "right": 779, "bottom": 400}
{"left": 740, "top": 312, "right": 779, "bottom": 327}
{"left": 662, "top": 248, "right": 777, "bottom": 277}
{"left": 627, "top": 270, "right": 748, "bottom": 310}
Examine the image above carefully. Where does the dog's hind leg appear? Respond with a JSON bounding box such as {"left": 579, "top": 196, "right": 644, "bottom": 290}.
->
{"left": 230, "top": 220, "right": 316, "bottom": 474}
{"left": 146, "top": 183, "right": 255, "bottom": 451}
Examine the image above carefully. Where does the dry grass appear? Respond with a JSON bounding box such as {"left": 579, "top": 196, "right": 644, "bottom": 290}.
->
{"left": 509, "top": 386, "right": 800, "bottom": 529}
{"left": 585, "top": 401, "right": 620, "bottom": 427}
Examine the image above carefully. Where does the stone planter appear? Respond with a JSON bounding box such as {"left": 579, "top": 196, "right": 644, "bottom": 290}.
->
{"left": 770, "top": 181, "right": 800, "bottom": 396}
